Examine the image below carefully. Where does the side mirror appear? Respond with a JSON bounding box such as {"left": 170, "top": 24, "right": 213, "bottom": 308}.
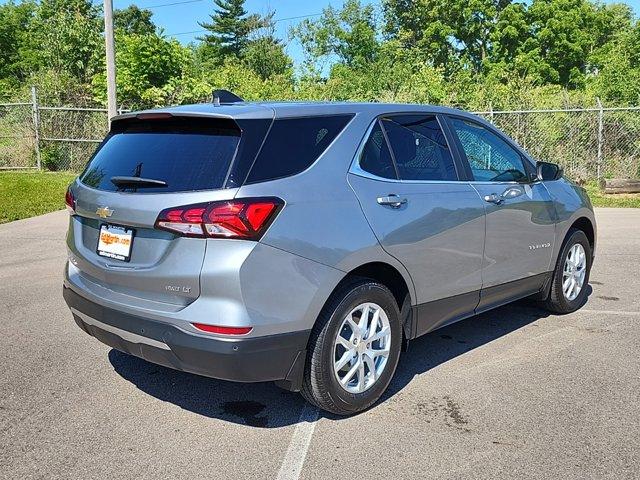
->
{"left": 536, "top": 161, "right": 563, "bottom": 181}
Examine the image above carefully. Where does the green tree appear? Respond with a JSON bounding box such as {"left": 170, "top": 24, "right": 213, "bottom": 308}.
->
{"left": 588, "top": 11, "right": 640, "bottom": 104}
{"left": 242, "top": 36, "right": 292, "bottom": 80}
{"left": 114, "top": 5, "right": 155, "bottom": 35}
{"left": 292, "top": 0, "right": 380, "bottom": 76}
{"left": 198, "top": 0, "right": 266, "bottom": 61}
{"left": 1, "top": 0, "right": 639, "bottom": 114}
{"left": 93, "top": 33, "right": 190, "bottom": 108}
{"left": 241, "top": 13, "right": 292, "bottom": 80}
{"left": 384, "top": 0, "right": 509, "bottom": 73}
{"left": 524, "top": 0, "right": 600, "bottom": 87}
{"left": 0, "top": 1, "right": 36, "bottom": 89}
{"left": 22, "top": 0, "right": 102, "bottom": 83}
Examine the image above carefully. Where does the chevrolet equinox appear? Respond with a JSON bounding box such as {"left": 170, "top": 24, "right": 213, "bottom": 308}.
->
{"left": 63, "top": 95, "right": 596, "bottom": 415}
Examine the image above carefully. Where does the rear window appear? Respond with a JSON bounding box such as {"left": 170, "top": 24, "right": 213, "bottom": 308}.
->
{"left": 245, "top": 114, "right": 353, "bottom": 184}
{"left": 80, "top": 117, "right": 240, "bottom": 193}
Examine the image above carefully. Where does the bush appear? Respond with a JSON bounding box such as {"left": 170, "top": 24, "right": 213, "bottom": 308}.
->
{"left": 41, "top": 144, "right": 66, "bottom": 171}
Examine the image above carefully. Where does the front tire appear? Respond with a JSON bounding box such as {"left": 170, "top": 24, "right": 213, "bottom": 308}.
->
{"left": 544, "top": 228, "right": 592, "bottom": 313}
{"left": 301, "top": 278, "right": 402, "bottom": 415}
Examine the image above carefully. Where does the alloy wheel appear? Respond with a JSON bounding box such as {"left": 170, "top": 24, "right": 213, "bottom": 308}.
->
{"left": 562, "top": 243, "right": 587, "bottom": 301}
{"left": 332, "top": 302, "right": 392, "bottom": 394}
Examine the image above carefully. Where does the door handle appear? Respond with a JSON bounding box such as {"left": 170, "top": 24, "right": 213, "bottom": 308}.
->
{"left": 501, "top": 186, "right": 524, "bottom": 200}
{"left": 377, "top": 194, "right": 407, "bottom": 208}
{"left": 483, "top": 193, "right": 504, "bottom": 205}
{"left": 484, "top": 186, "right": 524, "bottom": 205}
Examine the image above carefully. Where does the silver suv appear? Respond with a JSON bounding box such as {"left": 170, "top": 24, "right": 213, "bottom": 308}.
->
{"left": 63, "top": 97, "right": 596, "bottom": 415}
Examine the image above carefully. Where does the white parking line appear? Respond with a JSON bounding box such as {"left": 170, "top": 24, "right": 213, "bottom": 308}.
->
{"left": 276, "top": 403, "right": 319, "bottom": 480}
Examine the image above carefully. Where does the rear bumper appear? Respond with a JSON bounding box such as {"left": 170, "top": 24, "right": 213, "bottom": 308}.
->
{"left": 63, "top": 285, "right": 309, "bottom": 389}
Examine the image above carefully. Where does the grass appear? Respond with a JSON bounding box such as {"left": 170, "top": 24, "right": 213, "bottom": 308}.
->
{"left": 0, "top": 171, "right": 77, "bottom": 224}
{"left": 584, "top": 182, "right": 640, "bottom": 208}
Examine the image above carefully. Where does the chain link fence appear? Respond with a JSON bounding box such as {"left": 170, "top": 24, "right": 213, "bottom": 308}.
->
{"left": 0, "top": 102, "right": 37, "bottom": 170}
{"left": 476, "top": 106, "right": 640, "bottom": 181}
{"left": 1, "top": 88, "right": 639, "bottom": 181}
{"left": 0, "top": 87, "right": 122, "bottom": 172}
{"left": 38, "top": 106, "right": 113, "bottom": 172}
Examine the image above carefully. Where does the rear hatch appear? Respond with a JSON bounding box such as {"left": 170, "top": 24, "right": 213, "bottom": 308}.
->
{"left": 66, "top": 111, "right": 272, "bottom": 308}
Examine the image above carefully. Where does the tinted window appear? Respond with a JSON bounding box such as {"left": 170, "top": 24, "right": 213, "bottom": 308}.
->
{"left": 450, "top": 118, "right": 528, "bottom": 182}
{"left": 359, "top": 122, "right": 397, "bottom": 179}
{"left": 246, "top": 115, "right": 353, "bottom": 184}
{"left": 382, "top": 115, "right": 457, "bottom": 181}
{"left": 80, "top": 118, "right": 240, "bottom": 193}
{"left": 224, "top": 118, "right": 272, "bottom": 188}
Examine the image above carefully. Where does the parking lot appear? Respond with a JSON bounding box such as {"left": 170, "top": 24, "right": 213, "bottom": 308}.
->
{"left": 0, "top": 207, "right": 638, "bottom": 479}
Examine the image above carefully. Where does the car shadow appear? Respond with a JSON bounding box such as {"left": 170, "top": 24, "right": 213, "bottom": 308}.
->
{"left": 109, "top": 288, "right": 592, "bottom": 428}
{"left": 382, "top": 301, "right": 551, "bottom": 403}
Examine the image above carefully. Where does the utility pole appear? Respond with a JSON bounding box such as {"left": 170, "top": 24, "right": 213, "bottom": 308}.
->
{"left": 103, "top": 0, "right": 117, "bottom": 125}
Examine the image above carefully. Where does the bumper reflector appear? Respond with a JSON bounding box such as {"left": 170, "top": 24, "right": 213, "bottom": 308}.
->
{"left": 192, "top": 323, "right": 252, "bottom": 335}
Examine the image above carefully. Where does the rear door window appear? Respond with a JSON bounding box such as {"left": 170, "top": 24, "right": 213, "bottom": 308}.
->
{"left": 80, "top": 117, "right": 240, "bottom": 193}
{"left": 381, "top": 115, "right": 457, "bottom": 181}
{"left": 245, "top": 114, "right": 353, "bottom": 184}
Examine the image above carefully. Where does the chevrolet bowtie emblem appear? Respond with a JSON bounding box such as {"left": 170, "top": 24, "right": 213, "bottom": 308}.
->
{"left": 96, "top": 206, "right": 113, "bottom": 218}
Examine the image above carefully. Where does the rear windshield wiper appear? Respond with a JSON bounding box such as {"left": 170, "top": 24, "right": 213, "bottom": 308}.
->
{"left": 110, "top": 176, "right": 168, "bottom": 189}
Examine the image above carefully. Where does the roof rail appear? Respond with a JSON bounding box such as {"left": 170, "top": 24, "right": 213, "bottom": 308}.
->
{"left": 211, "top": 89, "right": 244, "bottom": 106}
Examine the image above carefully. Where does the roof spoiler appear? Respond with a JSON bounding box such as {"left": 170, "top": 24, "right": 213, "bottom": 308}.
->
{"left": 212, "top": 89, "right": 244, "bottom": 106}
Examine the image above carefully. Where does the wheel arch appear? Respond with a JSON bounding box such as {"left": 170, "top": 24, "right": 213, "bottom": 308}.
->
{"left": 569, "top": 216, "right": 595, "bottom": 251}
{"left": 339, "top": 261, "right": 413, "bottom": 309}
{"left": 551, "top": 213, "right": 597, "bottom": 271}
{"left": 328, "top": 261, "right": 414, "bottom": 344}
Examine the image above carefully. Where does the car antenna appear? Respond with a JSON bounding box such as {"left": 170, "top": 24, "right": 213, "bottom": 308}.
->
{"left": 211, "top": 89, "right": 244, "bottom": 106}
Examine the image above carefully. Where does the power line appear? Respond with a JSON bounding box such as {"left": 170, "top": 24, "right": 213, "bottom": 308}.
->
{"left": 165, "top": 12, "right": 323, "bottom": 38}
{"left": 146, "top": 0, "right": 204, "bottom": 9}
{"left": 274, "top": 13, "right": 323, "bottom": 23}
{"left": 94, "top": 0, "right": 204, "bottom": 9}
{"left": 167, "top": 29, "right": 205, "bottom": 37}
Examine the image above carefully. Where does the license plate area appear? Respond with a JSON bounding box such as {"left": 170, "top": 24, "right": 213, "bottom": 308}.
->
{"left": 97, "top": 224, "right": 134, "bottom": 262}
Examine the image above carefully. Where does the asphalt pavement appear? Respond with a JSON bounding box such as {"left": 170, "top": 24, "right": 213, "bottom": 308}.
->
{"left": 0, "top": 208, "right": 638, "bottom": 479}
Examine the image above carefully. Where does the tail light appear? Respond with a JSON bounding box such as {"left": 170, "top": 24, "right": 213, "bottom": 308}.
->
{"left": 155, "top": 197, "right": 283, "bottom": 240}
{"left": 65, "top": 186, "right": 76, "bottom": 214}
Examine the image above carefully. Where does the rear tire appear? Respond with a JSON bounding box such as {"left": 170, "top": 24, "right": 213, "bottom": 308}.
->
{"left": 301, "top": 278, "right": 402, "bottom": 415}
{"left": 543, "top": 228, "right": 592, "bottom": 313}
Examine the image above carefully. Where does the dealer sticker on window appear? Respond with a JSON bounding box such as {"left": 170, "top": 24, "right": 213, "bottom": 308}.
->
{"left": 97, "top": 224, "right": 134, "bottom": 262}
